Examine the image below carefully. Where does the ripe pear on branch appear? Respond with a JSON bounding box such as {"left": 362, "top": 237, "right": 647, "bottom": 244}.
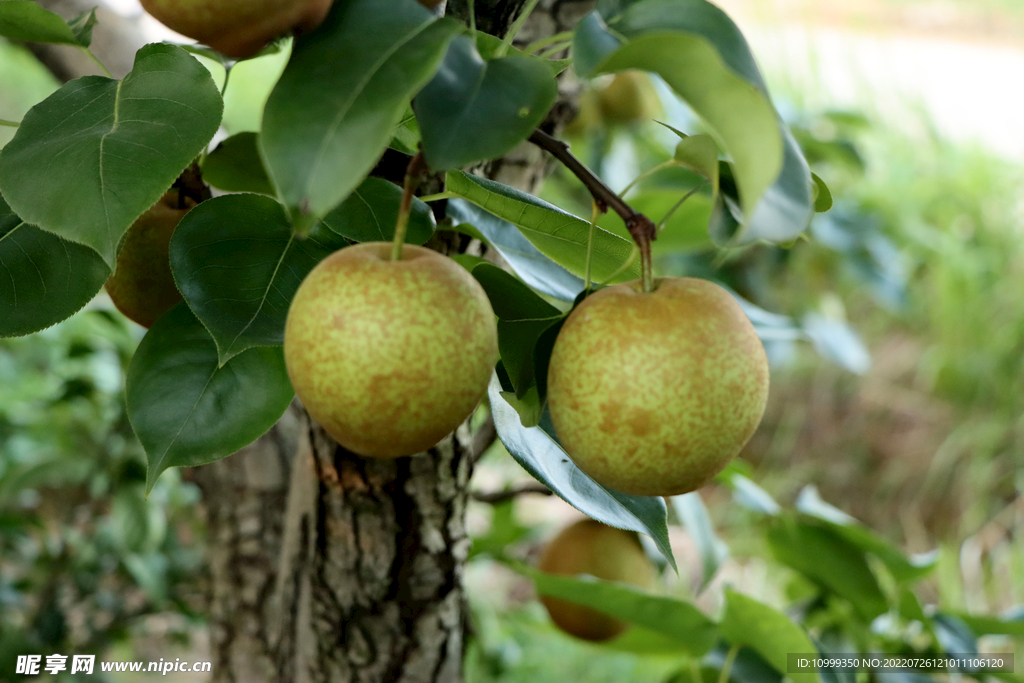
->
{"left": 283, "top": 243, "right": 498, "bottom": 458}
{"left": 547, "top": 277, "right": 769, "bottom": 497}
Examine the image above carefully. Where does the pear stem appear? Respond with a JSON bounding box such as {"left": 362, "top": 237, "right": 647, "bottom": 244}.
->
{"left": 0, "top": 119, "right": 19, "bottom": 128}
{"left": 81, "top": 47, "right": 113, "bottom": 78}
{"left": 391, "top": 152, "right": 427, "bottom": 261}
{"left": 528, "top": 129, "right": 658, "bottom": 290}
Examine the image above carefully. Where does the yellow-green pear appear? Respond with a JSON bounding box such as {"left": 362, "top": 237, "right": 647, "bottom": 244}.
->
{"left": 596, "top": 71, "right": 662, "bottom": 126}
{"left": 105, "top": 190, "right": 195, "bottom": 328}
{"left": 546, "top": 277, "right": 769, "bottom": 496}
{"left": 283, "top": 243, "right": 498, "bottom": 457}
{"left": 537, "top": 519, "right": 656, "bottom": 642}
{"left": 140, "top": 0, "right": 334, "bottom": 59}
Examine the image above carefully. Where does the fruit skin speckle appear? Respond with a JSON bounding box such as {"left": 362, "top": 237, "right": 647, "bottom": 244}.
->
{"left": 284, "top": 242, "right": 498, "bottom": 458}
{"left": 546, "top": 277, "right": 769, "bottom": 497}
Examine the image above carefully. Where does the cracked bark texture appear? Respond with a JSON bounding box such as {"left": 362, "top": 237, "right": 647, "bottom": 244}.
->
{"left": 23, "top": 1, "right": 588, "bottom": 681}
{"left": 191, "top": 1, "right": 588, "bottom": 680}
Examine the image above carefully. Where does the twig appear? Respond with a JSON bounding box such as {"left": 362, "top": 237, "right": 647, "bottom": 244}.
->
{"left": 471, "top": 482, "right": 553, "bottom": 504}
{"left": 529, "top": 129, "right": 657, "bottom": 291}
{"left": 471, "top": 413, "right": 497, "bottom": 464}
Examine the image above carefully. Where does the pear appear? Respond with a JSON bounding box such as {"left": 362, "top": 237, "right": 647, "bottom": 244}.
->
{"left": 546, "top": 277, "right": 769, "bottom": 496}
{"left": 140, "top": 0, "right": 334, "bottom": 59}
{"left": 596, "top": 71, "right": 662, "bottom": 126}
{"left": 537, "top": 519, "right": 656, "bottom": 642}
{"left": 105, "top": 190, "right": 195, "bottom": 328}
{"left": 283, "top": 243, "right": 498, "bottom": 457}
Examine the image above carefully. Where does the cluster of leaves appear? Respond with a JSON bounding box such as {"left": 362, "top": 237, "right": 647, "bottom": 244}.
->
{"left": 0, "top": 0, "right": 824, "bottom": 566}
{"left": 467, "top": 469, "right": 1024, "bottom": 683}
{"left": 0, "top": 312, "right": 203, "bottom": 682}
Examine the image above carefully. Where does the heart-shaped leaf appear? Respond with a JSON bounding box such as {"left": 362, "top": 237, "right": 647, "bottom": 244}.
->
{"left": 447, "top": 198, "right": 585, "bottom": 301}
{"left": 126, "top": 303, "right": 294, "bottom": 492}
{"left": 260, "top": 0, "right": 461, "bottom": 229}
{"left": 320, "top": 177, "right": 435, "bottom": 245}
{"left": 0, "top": 43, "right": 223, "bottom": 267}
{"left": 488, "top": 374, "right": 675, "bottom": 568}
{"left": 447, "top": 171, "right": 640, "bottom": 284}
{"left": 0, "top": 1, "right": 95, "bottom": 46}
{"left": 201, "top": 132, "right": 275, "bottom": 195}
{"left": 415, "top": 34, "right": 557, "bottom": 170}
{"left": 169, "top": 193, "right": 350, "bottom": 364}
{"left": 0, "top": 193, "right": 109, "bottom": 337}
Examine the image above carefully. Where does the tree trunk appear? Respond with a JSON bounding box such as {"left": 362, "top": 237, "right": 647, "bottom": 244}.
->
{"left": 26, "top": 1, "right": 585, "bottom": 680}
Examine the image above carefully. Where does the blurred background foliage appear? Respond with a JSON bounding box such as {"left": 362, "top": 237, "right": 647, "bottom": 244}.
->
{"left": 2, "top": 0, "right": 1023, "bottom": 680}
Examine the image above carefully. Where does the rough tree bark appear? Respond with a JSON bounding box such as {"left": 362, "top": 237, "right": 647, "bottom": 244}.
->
{"left": 22, "top": 1, "right": 590, "bottom": 680}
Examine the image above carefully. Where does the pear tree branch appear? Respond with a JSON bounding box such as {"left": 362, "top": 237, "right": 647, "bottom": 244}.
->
{"left": 528, "top": 129, "right": 657, "bottom": 291}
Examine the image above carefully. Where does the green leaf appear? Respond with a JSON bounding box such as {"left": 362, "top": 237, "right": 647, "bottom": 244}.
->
{"left": 126, "top": 303, "right": 294, "bottom": 492}
{"left": 415, "top": 34, "right": 557, "bottom": 170}
{"left": 447, "top": 198, "right": 585, "bottom": 301}
{"left": 950, "top": 609, "right": 1024, "bottom": 638}
{"left": 0, "top": 194, "right": 109, "bottom": 337}
{"left": 766, "top": 516, "right": 888, "bottom": 620}
{"left": 0, "top": 43, "right": 223, "bottom": 267}
{"left": 575, "top": 0, "right": 814, "bottom": 244}
{"left": 487, "top": 374, "right": 675, "bottom": 567}
{"left": 201, "top": 132, "right": 275, "bottom": 195}
{"left": 447, "top": 171, "right": 640, "bottom": 284}
{"left": 0, "top": 1, "right": 92, "bottom": 46}
{"left": 468, "top": 263, "right": 564, "bottom": 397}
{"left": 715, "top": 469, "right": 781, "bottom": 515}
{"left": 169, "top": 193, "right": 350, "bottom": 364}
{"left": 665, "top": 129, "right": 720, "bottom": 196}
{"left": 671, "top": 492, "right": 728, "bottom": 591}
{"left": 260, "top": 0, "right": 461, "bottom": 228}
{"left": 320, "top": 177, "right": 435, "bottom": 244}
{"left": 517, "top": 562, "right": 717, "bottom": 654}
{"left": 720, "top": 589, "right": 820, "bottom": 683}
{"left": 795, "top": 486, "right": 936, "bottom": 583}
{"left": 812, "top": 172, "right": 833, "bottom": 212}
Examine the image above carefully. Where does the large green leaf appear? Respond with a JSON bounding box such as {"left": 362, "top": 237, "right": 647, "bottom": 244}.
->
{"left": 574, "top": 0, "right": 814, "bottom": 243}
{"left": 487, "top": 375, "right": 675, "bottom": 567}
{"left": 415, "top": 34, "right": 557, "bottom": 170}
{"left": 518, "top": 563, "right": 717, "bottom": 655}
{"left": 447, "top": 171, "right": 640, "bottom": 284}
{"left": 260, "top": 0, "right": 461, "bottom": 229}
{"left": 0, "top": 43, "right": 222, "bottom": 267}
{"left": 447, "top": 199, "right": 585, "bottom": 301}
{"left": 320, "top": 177, "right": 435, "bottom": 245}
{"left": 169, "top": 194, "right": 350, "bottom": 364}
{"left": 766, "top": 516, "right": 888, "bottom": 620}
{"left": 720, "top": 589, "right": 820, "bottom": 683}
{"left": 0, "top": 1, "right": 95, "bottom": 46}
{"left": 125, "top": 303, "right": 294, "bottom": 492}
{"left": 0, "top": 194, "right": 109, "bottom": 337}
